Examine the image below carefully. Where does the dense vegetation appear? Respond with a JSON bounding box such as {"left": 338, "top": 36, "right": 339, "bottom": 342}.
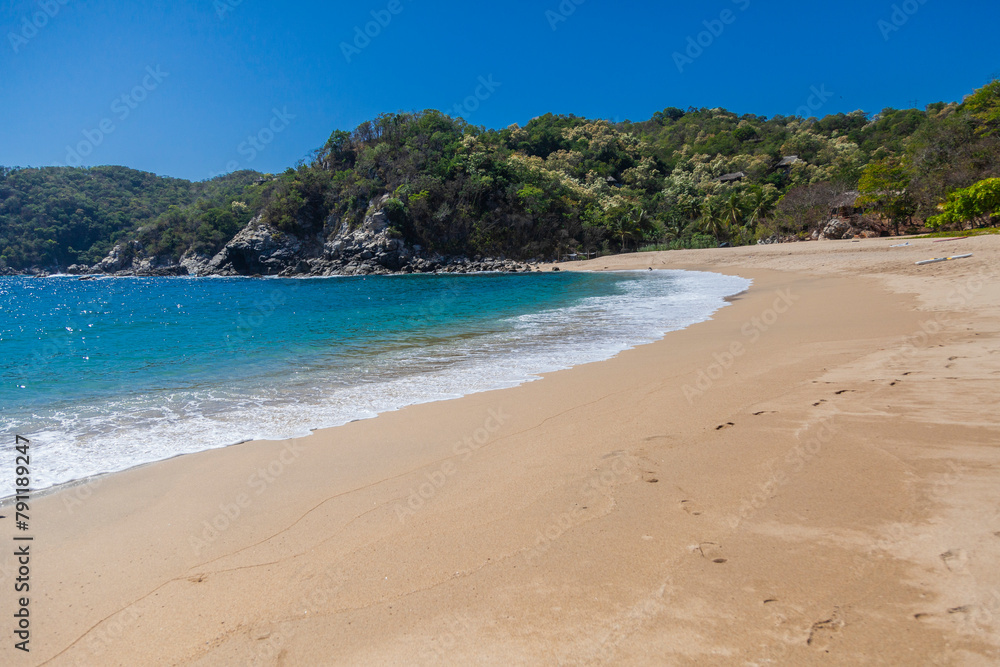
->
{"left": 2, "top": 80, "right": 998, "bottom": 272}
{"left": 0, "top": 167, "right": 262, "bottom": 269}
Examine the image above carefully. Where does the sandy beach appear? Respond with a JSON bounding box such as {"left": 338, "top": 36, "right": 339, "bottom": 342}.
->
{"left": 5, "top": 235, "right": 1000, "bottom": 665}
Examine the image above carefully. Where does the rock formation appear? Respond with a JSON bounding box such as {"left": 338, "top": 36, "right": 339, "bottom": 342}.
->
{"left": 87, "top": 195, "right": 535, "bottom": 278}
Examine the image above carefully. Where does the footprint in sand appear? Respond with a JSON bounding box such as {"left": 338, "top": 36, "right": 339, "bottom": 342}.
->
{"left": 807, "top": 614, "right": 845, "bottom": 651}
{"left": 753, "top": 410, "right": 777, "bottom": 416}
{"left": 834, "top": 389, "right": 853, "bottom": 395}
{"left": 696, "top": 542, "right": 727, "bottom": 563}
{"left": 680, "top": 499, "right": 703, "bottom": 516}
{"left": 715, "top": 422, "right": 735, "bottom": 430}
{"left": 940, "top": 549, "right": 969, "bottom": 572}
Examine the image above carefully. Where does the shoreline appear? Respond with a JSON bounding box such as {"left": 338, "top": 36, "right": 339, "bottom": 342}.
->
{"left": 5, "top": 236, "right": 1000, "bottom": 664}
{"left": 1, "top": 267, "right": 747, "bottom": 502}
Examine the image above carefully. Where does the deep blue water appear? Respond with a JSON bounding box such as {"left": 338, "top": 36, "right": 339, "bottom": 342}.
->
{"left": 0, "top": 270, "right": 750, "bottom": 496}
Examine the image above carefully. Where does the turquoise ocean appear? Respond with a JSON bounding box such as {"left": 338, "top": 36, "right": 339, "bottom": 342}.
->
{"left": 0, "top": 270, "right": 750, "bottom": 497}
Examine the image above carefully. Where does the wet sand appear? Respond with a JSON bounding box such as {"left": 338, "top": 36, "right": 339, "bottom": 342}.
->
{"left": 5, "top": 235, "right": 1000, "bottom": 665}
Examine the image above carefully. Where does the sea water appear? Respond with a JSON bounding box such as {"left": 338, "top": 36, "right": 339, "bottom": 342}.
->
{"left": 0, "top": 269, "right": 750, "bottom": 497}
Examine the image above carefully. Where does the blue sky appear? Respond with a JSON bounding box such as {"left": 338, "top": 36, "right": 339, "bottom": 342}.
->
{"left": 2, "top": 0, "right": 998, "bottom": 181}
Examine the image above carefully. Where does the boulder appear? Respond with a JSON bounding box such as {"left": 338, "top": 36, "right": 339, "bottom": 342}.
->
{"left": 819, "top": 219, "right": 853, "bottom": 240}
{"left": 179, "top": 251, "right": 214, "bottom": 277}
{"left": 206, "top": 216, "right": 304, "bottom": 276}
{"left": 95, "top": 241, "right": 143, "bottom": 273}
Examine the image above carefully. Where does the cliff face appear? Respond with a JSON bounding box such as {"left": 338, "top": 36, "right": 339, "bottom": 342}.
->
{"left": 82, "top": 196, "right": 534, "bottom": 277}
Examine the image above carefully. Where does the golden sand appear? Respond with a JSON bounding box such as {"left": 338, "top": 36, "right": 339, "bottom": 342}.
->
{"left": 7, "top": 235, "right": 1000, "bottom": 665}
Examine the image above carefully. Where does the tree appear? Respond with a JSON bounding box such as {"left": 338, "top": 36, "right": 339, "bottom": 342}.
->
{"left": 744, "top": 185, "right": 778, "bottom": 231}
{"left": 857, "top": 158, "right": 916, "bottom": 235}
{"left": 699, "top": 198, "right": 729, "bottom": 243}
{"left": 928, "top": 177, "right": 1000, "bottom": 230}
{"left": 722, "top": 191, "right": 746, "bottom": 229}
{"left": 608, "top": 206, "right": 646, "bottom": 251}
{"left": 769, "top": 182, "right": 839, "bottom": 236}
{"left": 963, "top": 80, "right": 1000, "bottom": 136}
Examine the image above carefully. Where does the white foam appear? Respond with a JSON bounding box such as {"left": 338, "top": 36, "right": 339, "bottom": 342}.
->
{"left": 0, "top": 270, "right": 750, "bottom": 498}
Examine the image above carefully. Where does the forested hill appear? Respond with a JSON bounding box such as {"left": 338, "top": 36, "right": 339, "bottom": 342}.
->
{"left": 2, "top": 80, "right": 998, "bottom": 274}
{"left": 0, "top": 167, "right": 262, "bottom": 269}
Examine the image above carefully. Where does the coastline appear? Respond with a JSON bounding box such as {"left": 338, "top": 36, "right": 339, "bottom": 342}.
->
{"left": 6, "top": 236, "right": 1000, "bottom": 664}
{"left": 0, "top": 268, "right": 748, "bottom": 500}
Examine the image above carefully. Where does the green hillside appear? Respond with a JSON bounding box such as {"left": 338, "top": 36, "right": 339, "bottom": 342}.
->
{"left": 2, "top": 80, "right": 997, "bottom": 273}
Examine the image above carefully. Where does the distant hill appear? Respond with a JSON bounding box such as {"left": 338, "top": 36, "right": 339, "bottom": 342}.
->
{"left": 0, "top": 167, "right": 263, "bottom": 270}
{"left": 2, "top": 80, "right": 997, "bottom": 274}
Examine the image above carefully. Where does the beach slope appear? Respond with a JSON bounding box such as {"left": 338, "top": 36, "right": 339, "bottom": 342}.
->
{"left": 6, "top": 236, "right": 1000, "bottom": 665}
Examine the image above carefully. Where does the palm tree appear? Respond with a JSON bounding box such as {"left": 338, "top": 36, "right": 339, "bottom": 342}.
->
{"left": 610, "top": 206, "right": 648, "bottom": 251}
{"left": 744, "top": 188, "right": 776, "bottom": 232}
{"left": 678, "top": 195, "right": 702, "bottom": 225}
{"left": 699, "top": 198, "right": 730, "bottom": 244}
{"left": 722, "top": 191, "right": 746, "bottom": 230}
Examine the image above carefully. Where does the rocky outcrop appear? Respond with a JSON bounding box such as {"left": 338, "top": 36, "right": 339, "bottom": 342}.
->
{"left": 88, "top": 196, "right": 536, "bottom": 278}
{"left": 133, "top": 256, "right": 188, "bottom": 276}
{"left": 179, "top": 250, "right": 214, "bottom": 277}
{"left": 197, "top": 196, "right": 533, "bottom": 277}
{"left": 199, "top": 217, "right": 313, "bottom": 276}
{"left": 306, "top": 197, "right": 533, "bottom": 276}
{"left": 90, "top": 241, "right": 188, "bottom": 276}
{"left": 814, "top": 218, "right": 853, "bottom": 240}
{"left": 95, "top": 241, "right": 142, "bottom": 273}
{"left": 757, "top": 234, "right": 807, "bottom": 245}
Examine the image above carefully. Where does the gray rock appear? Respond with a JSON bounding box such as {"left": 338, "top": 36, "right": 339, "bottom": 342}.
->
{"left": 819, "top": 219, "right": 853, "bottom": 240}
{"left": 95, "top": 241, "right": 142, "bottom": 273}
{"left": 205, "top": 215, "right": 304, "bottom": 276}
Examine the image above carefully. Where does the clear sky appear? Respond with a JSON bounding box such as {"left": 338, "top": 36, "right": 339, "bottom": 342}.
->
{"left": 2, "top": 0, "right": 998, "bottom": 181}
